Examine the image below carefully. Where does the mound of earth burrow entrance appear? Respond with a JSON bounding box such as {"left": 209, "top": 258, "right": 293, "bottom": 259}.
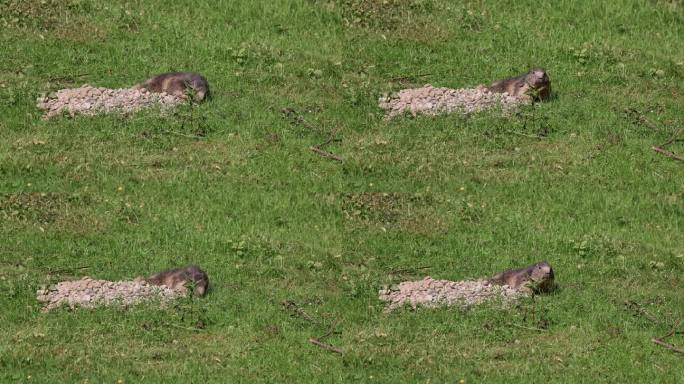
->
{"left": 36, "top": 85, "right": 184, "bottom": 119}
{"left": 378, "top": 85, "right": 523, "bottom": 119}
{"left": 379, "top": 261, "right": 555, "bottom": 312}
{"left": 36, "top": 277, "right": 182, "bottom": 312}
{"left": 379, "top": 277, "right": 522, "bottom": 312}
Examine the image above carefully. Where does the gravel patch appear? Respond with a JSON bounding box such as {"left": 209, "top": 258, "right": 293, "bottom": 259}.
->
{"left": 378, "top": 276, "right": 523, "bottom": 312}
{"left": 378, "top": 84, "right": 524, "bottom": 119}
{"left": 36, "top": 85, "right": 184, "bottom": 119}
{"left": 36, "top": 277, "right": 184, "bottom": 312}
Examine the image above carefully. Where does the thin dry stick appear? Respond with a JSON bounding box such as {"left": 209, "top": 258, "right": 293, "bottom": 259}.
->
{"left": 651, "top": 338, "right": 684, "bottom": 355}
{"left": 314, "top": 128, "right": 339, "bottom": 149}
{"left": 308, "top": 338, "right": 344, "bottom": 354}
{"left": 309, "top": 146, "right": 344, "bottom": 162}
{"left": 318, "top": 319, "right": 339, "bottom": 341}
{"left": 651, "top": 146, "right": 684, "bottom": 163}
{"left": 660, "top": 128, "right": 682, "bottom": 148}
{"left": 658, "top": 320, "right": 682, "bottom": 339}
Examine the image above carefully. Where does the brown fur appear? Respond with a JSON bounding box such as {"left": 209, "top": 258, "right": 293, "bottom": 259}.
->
{"left": 145, "top": 265, "right": 209, "bottom": 297}
{"left": 487, "top": 261, "right": 554, "bottom": 293}
{"left": 488, "top": 67, "right": 551, "bottom": 101}
{"left": 134, "top": 72, "right": 209, "bottom": 102}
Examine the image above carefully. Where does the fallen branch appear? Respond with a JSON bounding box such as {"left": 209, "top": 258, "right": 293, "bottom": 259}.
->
{"left": 317, "top": 319, "right": 339, "bottom": 341}
{"left": 651, "top": 338, "right": 684, "bottom": 355}
{"left": 309, "top": 146, "right": 344, "bottom": 162}
{"left": 651, "top": 146, "right": 684, "bottom": 163}
{"left": 659, "top": 320, "right": 682, "bottom": 339}
{"left": 314, "top": 128, "right": 339, "bottom": 149}
{"left": 660, "top": 128, "right": 682, "bottom": 148}
{"left": 308, "top": 337, "right": 344, "bottom": 354}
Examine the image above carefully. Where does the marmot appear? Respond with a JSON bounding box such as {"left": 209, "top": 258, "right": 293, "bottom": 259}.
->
{"left": 133, "top": 72, "right": 209, "bottom": 102}
{"left": 488, "top": 67, "right": 551, "bottom": 101}
{"left": 144, "top": 265, "right": 209, "bottom": 297}
{"left": 487, "top": 261, "right": 554, "bottom": 293}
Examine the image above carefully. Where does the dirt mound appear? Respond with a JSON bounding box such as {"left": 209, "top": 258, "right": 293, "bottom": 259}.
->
{"left": 378, "top": 276, "right": 522, "bottom": 312}
{"left": 36, "top": 85, "right": 184, "bottom": 119}
{"left": 36, "top": 277, "right": 183, "bottom": 312}
{"left": 378, "top": 85, "right": 523, "bottom": 119}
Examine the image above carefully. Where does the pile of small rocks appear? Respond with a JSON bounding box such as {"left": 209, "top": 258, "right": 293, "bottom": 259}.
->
{"left": 378, "top": 85, "right": 523, "bottom": 119}
{"left": 378, "top": 276, "right": 523, "bottom": 312}
{"left": 36, "top": 85, "right": 184, "bottom": 119}
{"left": 36, "top": 277, "right": 183, "bottom": 312}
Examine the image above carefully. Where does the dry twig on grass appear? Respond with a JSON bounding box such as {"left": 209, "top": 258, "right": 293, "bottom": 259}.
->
{"left": 660, "top": 128, "right": 682, "bottom": 148}
{"left": 651, "top": 338, "right": 684, "bottom": 355}
{"left": 309, "top": 319, "right": 343, "bottom": 354}
{"left": 650, "top": 127, "right": 684, "bottom": 163}
{"left": 308, "top": 338, "right": 344, "bottom": 354}
{"left": 310, "top": 127, "right": 343, "bottom": 162}
{"left": 280, "top": 107, "right": 344, "bottom": 162}
{"left": 309, "top": 146, "right": 344, "bottom": 162}
{"left": 651, "top": 320, "right": 684, "bottom": 356}
{"left": 651, "top": 146, "right": 684, "bottom": 163}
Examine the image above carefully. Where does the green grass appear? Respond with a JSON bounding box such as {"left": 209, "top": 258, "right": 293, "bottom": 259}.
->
{"left": 1, "top": 0, "right": 683, "bottom": 382}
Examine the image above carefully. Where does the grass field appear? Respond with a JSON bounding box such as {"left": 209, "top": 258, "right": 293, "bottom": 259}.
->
{"left": 1, "top": 0, "right": 683, "bottom": 382}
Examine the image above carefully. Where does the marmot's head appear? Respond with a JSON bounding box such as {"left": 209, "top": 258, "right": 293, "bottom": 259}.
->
{"left": 529, "top": 261, "right": 554, "bottom": 292}
{"left": 525, "top": 67, "right": 549, "bottom": 88}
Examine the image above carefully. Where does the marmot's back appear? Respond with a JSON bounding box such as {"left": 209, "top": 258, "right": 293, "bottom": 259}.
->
{"left": 146, "top": 265, "right": 209, "bottom": 297}
{"left": 488, "top": 261, "right": 554, "bottom": 292}
{"left": 135, "top": 72, "right": 209, "bottom": 102}
{"left": 488, "top": 67, "right": 550, "bottom": 101}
